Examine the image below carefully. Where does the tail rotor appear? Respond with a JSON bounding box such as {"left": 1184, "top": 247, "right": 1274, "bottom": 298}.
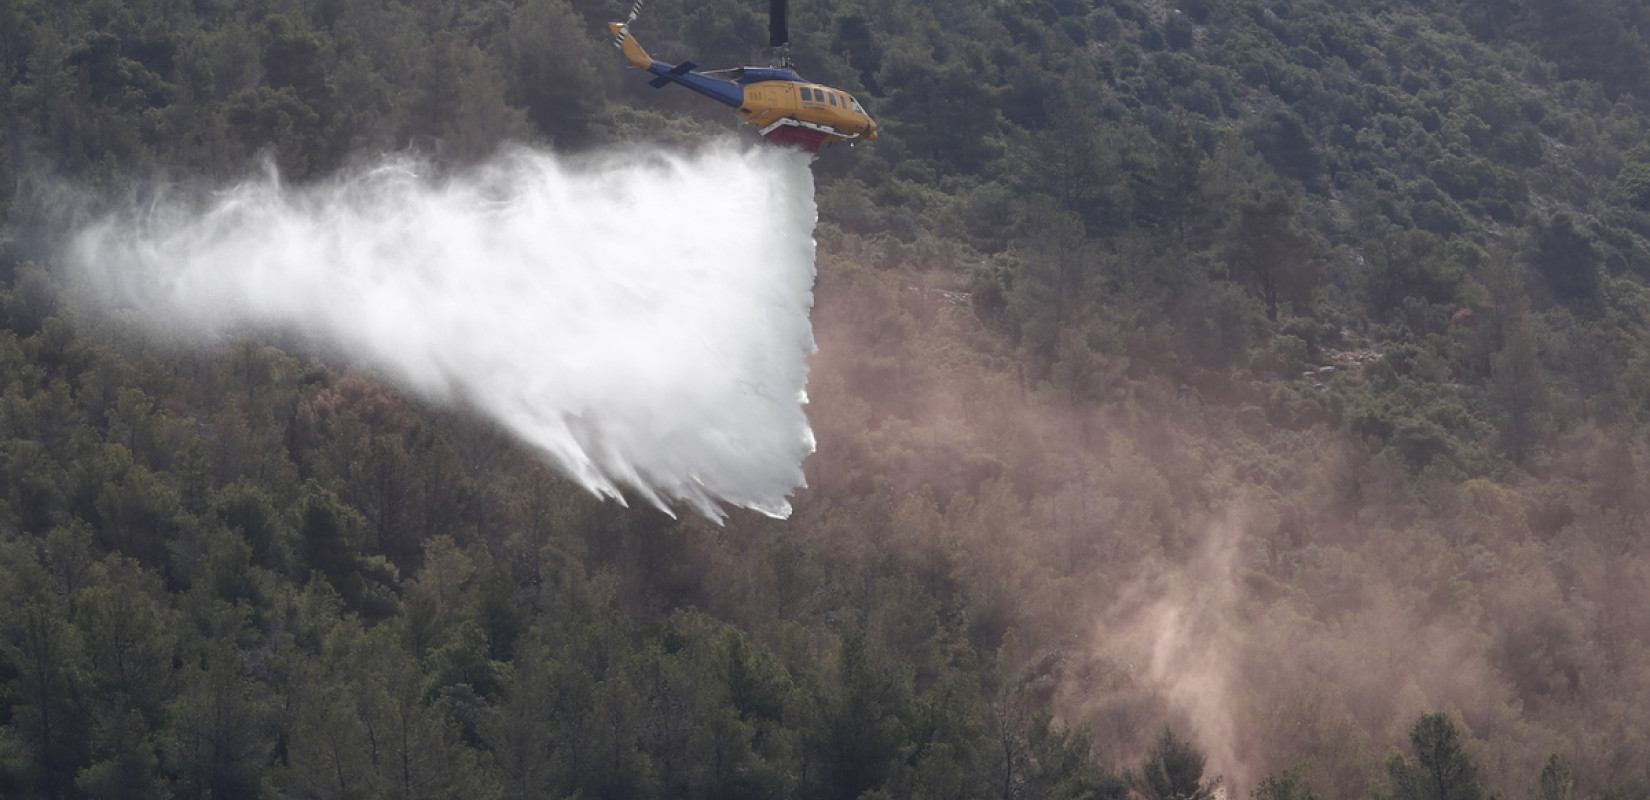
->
{"left": 614, "top": 0, "right": 645, "bottom": 46}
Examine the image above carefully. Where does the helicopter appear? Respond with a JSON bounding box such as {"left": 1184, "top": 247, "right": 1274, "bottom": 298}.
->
{"left": 607, "top": 0, "right": 877, "bottom": 152}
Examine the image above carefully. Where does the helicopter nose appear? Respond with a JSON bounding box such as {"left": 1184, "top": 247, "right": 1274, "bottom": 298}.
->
{"left": 866, "top": 118, "right": 878, "bottom": 140}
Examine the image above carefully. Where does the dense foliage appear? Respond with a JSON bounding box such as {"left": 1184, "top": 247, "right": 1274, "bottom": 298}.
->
{"left": 6, "top": 0, "right": 1650, "bottom": 797}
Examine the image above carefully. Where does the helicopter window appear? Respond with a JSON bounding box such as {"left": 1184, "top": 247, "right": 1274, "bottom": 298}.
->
{"left": 827, "top": 92, "right": 839, "bottom": 107}
{"left": 802, "top": 87, "right": 819, "bottom": 102}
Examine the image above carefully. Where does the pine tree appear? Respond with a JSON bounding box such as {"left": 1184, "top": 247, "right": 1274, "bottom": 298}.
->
{"left": 1377, "top": 713, "right": 1488, "bottom": 800}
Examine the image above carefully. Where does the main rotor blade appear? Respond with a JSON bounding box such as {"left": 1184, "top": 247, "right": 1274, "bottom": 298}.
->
{"left": 769, "top": 0, "right": 788, "bottom": 48}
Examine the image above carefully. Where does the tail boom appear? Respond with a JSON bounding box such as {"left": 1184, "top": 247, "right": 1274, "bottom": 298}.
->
{"left": 609, "top": 22, "right": 652, "bottom": 69}
{"left": 608, "top": 22, "right": 743, "bottom": 108}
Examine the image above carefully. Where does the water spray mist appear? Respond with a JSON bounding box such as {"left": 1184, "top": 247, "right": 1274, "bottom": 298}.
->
{"left": 69, "top": 144, "right": 820, "bottom": 520}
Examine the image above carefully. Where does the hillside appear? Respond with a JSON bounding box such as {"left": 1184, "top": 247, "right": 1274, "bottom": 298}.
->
{"left": 5, "top": 0, "right": 1650, "bottom": 798}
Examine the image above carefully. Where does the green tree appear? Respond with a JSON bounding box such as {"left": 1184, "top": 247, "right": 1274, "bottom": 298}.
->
{"left": 90, "top": 445, "right": 187, "bottom": 577}
{"left": 72, "top": 566, "right": 173, "bottom": 800}
{"left": 1132, "top": 728, "right": 1220, "bottom": 800}
{"left": 74, "top": 576, "right": 175, "bottom": 719}
{"left": 823, "top": 627, "right": 912, "bottom": 800}
{"left": 1377, "top": 713, "right": 1488, "bottom": 800}
{"left": 1221, "top": 189, "right": 1317, "bottom": 320}
{"left": 1528, "top": 214, "right": 1602, "bottom": 314}
{"left": 296, "top": 481, "right": 369, "bottom": 607}
{"left": 1003, "top": 199, "right": 1101, "bottom": 367}
{"left": 1252, "top": 767, "right": 1319, "bottom": 800}
{"left": 1361, "top": 228, "right": 1465, "bottom": 326}
{"left": 1245, "top": 108, "right": 1327, "bottom": 192}
{"left": 0, "top": 596, "right": 89, "bottom": 799}
{"left": 210, "top": 479, "right": 291, "bottom": 573}
{"left": 1535, "top": 754, "right": 1571, "bottom": 800}
{"left": 479, "top": 635, "right": 567, "bottom": 800}
{"left": 1137, "top": 116, "right": 1207, "bottom": 242}
{"left": 249, "top": 13, "right": 335, "bottom": 174}
{"left": 163, "top": 642, "right": 271, "bottom": 800}
{"left": 1488, "top": 314, "right": 1549, "bottom": 465}
{"left": 73, "top": 705, "right": 168, "bottom": 800}
{"left": 1023, "top": 713, "right": 1127, "bottom": 800}
{"left": 5, "top": 263, "right": 61, "bottom": 337}
{"left": 498, "top": 0, "right": 610, "bottom": 147}
{"left": 350, "top": 625, "right": 500, "bottom": 800}
{"left": 1019, "top": 116, "right": 1129, "bottom": 235}
{"left": 878, "top": 42, "right": 1002, "bottom": 170}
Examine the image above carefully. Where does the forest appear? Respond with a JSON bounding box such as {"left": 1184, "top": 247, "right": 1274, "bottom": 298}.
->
{"left": 4, "top": 0, "right": 1650, "bottom": 797}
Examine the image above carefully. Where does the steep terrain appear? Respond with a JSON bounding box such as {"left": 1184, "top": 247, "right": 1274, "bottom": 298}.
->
{"left": 4, "top": 0, "right": 1650, "bottom": 797}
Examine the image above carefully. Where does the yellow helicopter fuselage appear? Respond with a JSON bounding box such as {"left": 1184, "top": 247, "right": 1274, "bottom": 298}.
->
{"left": 610, "top": 22, "right": 876, "bottom": 151}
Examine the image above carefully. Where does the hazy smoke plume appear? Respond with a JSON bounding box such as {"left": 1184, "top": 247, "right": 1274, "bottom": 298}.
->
{"left": 68, "top": 144, "right": 820, "bottom": 520}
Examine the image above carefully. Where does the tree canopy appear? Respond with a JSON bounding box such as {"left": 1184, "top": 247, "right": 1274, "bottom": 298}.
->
{"left": 6, "top": 0, "right": 1650, "bottom": 797}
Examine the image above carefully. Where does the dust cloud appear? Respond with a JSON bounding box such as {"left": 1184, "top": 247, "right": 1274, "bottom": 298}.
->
{"left": 804, "top": 268, "right": 1650, "bottom": 797}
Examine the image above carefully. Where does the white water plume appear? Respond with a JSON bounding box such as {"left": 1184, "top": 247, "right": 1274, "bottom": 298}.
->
{"left": 69, "top": 144, "right": 820, "bottom": 520}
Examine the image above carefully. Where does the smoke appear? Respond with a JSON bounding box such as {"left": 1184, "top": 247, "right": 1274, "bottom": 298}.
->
{"left": 66, "top": 143, "right": 820, "bottom": 520}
